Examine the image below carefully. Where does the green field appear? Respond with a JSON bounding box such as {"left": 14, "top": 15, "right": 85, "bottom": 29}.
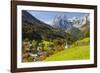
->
{"left": 45, "top": 46, "right": 90, "bottom": 61}
{"left": 45, "top": 38, "right": 90, "bottom": 61}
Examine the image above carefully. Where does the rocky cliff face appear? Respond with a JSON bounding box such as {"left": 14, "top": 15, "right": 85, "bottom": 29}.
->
{"left": 52, "top": 15, "right": 73, "bottom": 32}
{"left": 52, "top": 14, "right": 90, "bottom": 37}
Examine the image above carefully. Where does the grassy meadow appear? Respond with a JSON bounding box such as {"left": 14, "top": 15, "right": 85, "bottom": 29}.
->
{"left": 45, "top": 46, "right": 90, "bottom": 61}
{"left": 45, "top": 37, "right": 90, "bottom": 61}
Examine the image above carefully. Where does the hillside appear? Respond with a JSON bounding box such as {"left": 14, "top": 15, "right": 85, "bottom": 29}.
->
{"left": 45, "top": 38, "right": 90, "bottom": 61}
{"left": 22, "top": 10, "right": 68, "bottom": 41}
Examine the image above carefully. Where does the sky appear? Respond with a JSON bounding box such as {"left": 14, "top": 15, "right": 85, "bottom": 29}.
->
{"left": 27, "top": 10, "right": 89, "bottom": 25}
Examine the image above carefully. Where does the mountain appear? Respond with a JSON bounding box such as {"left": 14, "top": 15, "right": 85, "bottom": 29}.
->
{"left": 52, "top": 14, "right": 90, "bottom": 44}
{"left": 71, "top": 15, "right": 89, "bottom": 29}
{"left": 22, "top": 11, "right": 67, "bottom": 41}
{"left": 22, "top": 11, "right": 89, "bottom": 45}
{"left": 52, "top": 14, "right": 90, "bottom": 38}
{"left": 22, "top": 10, "right": 54, "bottom": 32}
{"left": 70, "top": 15, "right": 90, "bottom": 37}
{"left": 52, "top": 15, "right": 73, "bottom": 32}
{"left": 79, "top": 15, "right": 90, "bottom": 37}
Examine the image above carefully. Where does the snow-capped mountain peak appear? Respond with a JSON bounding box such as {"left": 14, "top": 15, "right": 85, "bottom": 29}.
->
{"left": 52, "top": 14, "right": 90, "bottom": 34}
{"left": 52, "top": 15, "right": 72, "bottom": 32}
